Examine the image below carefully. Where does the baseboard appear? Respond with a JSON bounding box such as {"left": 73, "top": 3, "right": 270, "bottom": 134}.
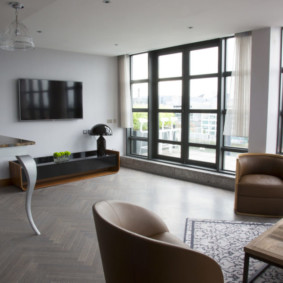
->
{"left": 0, "top": 178, "right": 12, "bottom": 187}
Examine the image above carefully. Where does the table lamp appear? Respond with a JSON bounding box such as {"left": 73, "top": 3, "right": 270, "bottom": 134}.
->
{"left": 89, "top": 124, "right": 112, "bottom": 156}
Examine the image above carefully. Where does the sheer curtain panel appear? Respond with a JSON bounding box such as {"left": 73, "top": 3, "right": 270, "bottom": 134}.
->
{"left": 224, "top": 33, "right": 252, "bottom": 137}
{"left": 118, "top": 55, "right": 133, "bottom": 128}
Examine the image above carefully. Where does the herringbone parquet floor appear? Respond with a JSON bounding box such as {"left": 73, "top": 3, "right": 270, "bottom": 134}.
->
{"left": 0, "top": 167, "right": 274, "bottom": 282}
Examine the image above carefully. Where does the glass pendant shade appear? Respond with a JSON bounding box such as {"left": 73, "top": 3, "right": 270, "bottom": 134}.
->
{"left": 0, "top": 2, "right": 35, "bottom": 51}
{"left": 0, "top": 21, "right": 34, "bottom": 50}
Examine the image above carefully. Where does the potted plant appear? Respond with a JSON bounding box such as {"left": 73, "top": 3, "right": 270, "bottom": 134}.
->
{"left": 53, "top": 151, "right": 71, "bottom": 163}
{"left": 63, "top": 151, "right": 71, "bottom": 161}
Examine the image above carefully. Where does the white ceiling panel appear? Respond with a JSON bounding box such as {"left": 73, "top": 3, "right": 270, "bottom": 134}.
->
{"left": 0, "top": 0, "right": 282, "bottom": 56}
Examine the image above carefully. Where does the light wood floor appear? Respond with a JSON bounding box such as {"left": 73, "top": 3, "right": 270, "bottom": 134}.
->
{"left": 0, "top": 167, "right": 276, "bottom": 282}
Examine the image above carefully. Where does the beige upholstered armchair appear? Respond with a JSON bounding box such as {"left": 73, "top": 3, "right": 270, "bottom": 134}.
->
{"left": 93, "top": 200, "right": 224, "bottom": 283}
{"left": 234, "top": 153, "right": 283, "bottom": 217}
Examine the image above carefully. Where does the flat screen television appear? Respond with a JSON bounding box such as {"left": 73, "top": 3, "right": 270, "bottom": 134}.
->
{"left": 18, "top": 79, "right": 83, "bottom": 120}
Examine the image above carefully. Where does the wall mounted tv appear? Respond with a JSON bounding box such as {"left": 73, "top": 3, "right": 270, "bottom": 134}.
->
{"left": 18, "top": 79, "right": 83, "bottom": 120}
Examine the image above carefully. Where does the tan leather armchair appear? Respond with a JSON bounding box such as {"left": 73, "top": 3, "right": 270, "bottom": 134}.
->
{"left": 93, "top": 200, "right": 224, "bottom": 283}
{"left": 234, "top": 153, "right": 283, "bottom": 217}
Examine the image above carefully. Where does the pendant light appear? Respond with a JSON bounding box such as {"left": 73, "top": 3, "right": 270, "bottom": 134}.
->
{"left": 0, "top": 2, "right": 35, "bottom": 51}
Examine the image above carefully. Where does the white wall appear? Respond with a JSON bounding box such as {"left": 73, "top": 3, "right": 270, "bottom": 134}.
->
{"left": 249, "top": 27, "right": 281, "bottom": 153}
{"left": 0, "top": 48, "right": 124, "bottom": 179}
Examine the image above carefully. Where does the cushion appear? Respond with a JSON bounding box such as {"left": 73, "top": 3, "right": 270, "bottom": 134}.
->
{"left": 238, "top": 174, "right": 283, "bottom": 198}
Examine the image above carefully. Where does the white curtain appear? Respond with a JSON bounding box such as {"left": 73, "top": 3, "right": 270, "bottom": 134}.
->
{"left": 223, "top": 33, "right": 252, "bottom": 137}
{"left": 118, "top": 55, "right": 133, "bottom": 128}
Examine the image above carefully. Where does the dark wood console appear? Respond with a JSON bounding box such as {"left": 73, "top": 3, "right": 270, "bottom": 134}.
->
{"left": 9, "top": 150, "right": 120, "bottom": 191}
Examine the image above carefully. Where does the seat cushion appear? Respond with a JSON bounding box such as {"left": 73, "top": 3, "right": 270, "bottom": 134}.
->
{"left": 238, "top": 174, "right": 283, "bottom": 198}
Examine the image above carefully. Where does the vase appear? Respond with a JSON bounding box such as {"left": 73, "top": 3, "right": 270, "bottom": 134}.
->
{"left": 54, "top": 155, "right": 70, "bottom": 163}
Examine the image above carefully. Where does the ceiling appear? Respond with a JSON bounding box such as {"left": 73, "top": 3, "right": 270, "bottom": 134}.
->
{"left": 0, "top": 0, "right": 283, "bottom": 56}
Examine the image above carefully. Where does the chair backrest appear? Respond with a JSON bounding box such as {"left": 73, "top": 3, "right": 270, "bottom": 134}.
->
{"left": 237, "top": 153, "right": 283, "bottom": 179}
{"left": 93, "top": 200, "right": 224, "bottom": 283}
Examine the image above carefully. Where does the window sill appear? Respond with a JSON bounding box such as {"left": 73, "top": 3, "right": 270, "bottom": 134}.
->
{"left": 120, "top": 156, "right": 235, "bottom": 191}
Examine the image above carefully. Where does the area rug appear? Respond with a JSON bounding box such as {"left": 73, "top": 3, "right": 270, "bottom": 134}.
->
{"left": 184, "top": 219, "right": 283, "bottom": 283}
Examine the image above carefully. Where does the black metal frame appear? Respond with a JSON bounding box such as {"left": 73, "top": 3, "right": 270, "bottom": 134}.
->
{"left": 128, "top": 52, "right": 150, "bottom": 158}
{"left": 243, "top": 252, "right": 283, "bottom": 283}
{"left": 277, "top": 28, "right": 283, "bottom": 154}
{"left": 127, "top": 37, "right": 248, "bottom": 172}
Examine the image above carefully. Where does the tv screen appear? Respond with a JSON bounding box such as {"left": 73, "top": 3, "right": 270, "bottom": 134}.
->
{"left": 18, "top": 79, "right": 83, "bottom": 120}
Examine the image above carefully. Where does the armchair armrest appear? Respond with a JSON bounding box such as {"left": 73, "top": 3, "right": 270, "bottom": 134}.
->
{"left": 94, "top": 200, "right": 169, "bottom": 238}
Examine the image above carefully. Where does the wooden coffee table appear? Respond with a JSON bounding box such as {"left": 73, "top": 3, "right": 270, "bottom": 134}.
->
{"left": 243, "top": 219, "right": 283, "bottom": 283}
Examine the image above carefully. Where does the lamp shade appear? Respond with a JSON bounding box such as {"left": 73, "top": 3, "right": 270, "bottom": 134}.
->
{"left": 0, "top": 2, "right": 35, "bottom": 51}
{"left": 89, "top": 124, "right": 112, "bottom": 136}
{"left": 0, "top": 21, "right": 35, "bottom": 51}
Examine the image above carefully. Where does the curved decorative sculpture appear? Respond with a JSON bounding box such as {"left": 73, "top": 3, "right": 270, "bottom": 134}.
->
{"left": 16, "top": 155, "right": 40, "bottom": 235}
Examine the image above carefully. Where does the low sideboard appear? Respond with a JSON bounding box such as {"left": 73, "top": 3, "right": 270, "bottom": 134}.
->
{"left": 9, "top": 149, "right": 119, "bottom": 191}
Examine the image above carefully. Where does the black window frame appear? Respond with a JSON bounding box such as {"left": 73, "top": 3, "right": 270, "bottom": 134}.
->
{"left": 127, "top": 37, "right": 248, "bottom": 173}
{"left": 277, "top": 28, "right": 283, "bottom": 154}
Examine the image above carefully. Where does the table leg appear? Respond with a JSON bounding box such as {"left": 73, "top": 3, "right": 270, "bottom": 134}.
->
{"left": 16, "top": 155, "right": 41, "bottom": 235}
{"left": 243, "top": 253, "right": 250, "bottom": 283}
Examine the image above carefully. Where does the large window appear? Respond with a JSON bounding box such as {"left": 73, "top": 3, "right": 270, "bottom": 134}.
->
{"left": 128, "top": 38, "right": 248, "bottom": 172}
{"left": 129, "top": 53, "right": 149, "bottom": 156}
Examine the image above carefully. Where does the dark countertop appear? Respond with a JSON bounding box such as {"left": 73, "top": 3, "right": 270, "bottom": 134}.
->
{"left": 0, "top": 135, "right": 35, "bottom": 148}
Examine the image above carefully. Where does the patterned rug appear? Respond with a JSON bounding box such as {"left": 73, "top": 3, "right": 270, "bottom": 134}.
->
{"left": 184, "top": 219, "right": 283, "bottom": 283}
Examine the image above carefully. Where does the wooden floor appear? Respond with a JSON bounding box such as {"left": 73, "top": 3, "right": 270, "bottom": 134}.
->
{"left": 0, "top": 167, "right": 276, "bottom": 282}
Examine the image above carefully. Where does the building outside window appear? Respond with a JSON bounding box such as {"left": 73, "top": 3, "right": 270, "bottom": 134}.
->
{"left": 128, "top": 37, "right": 248, "bottom": 172}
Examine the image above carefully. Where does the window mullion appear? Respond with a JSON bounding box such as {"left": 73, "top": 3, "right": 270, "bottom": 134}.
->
{"left": 216, "top": 38, "right": 224, "bottom": 171}
{"left": 151, "top": 52, "right": 159, "bottom": 158}
{"left": 182, "top": 48, "right": 189, "bottom": 163}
